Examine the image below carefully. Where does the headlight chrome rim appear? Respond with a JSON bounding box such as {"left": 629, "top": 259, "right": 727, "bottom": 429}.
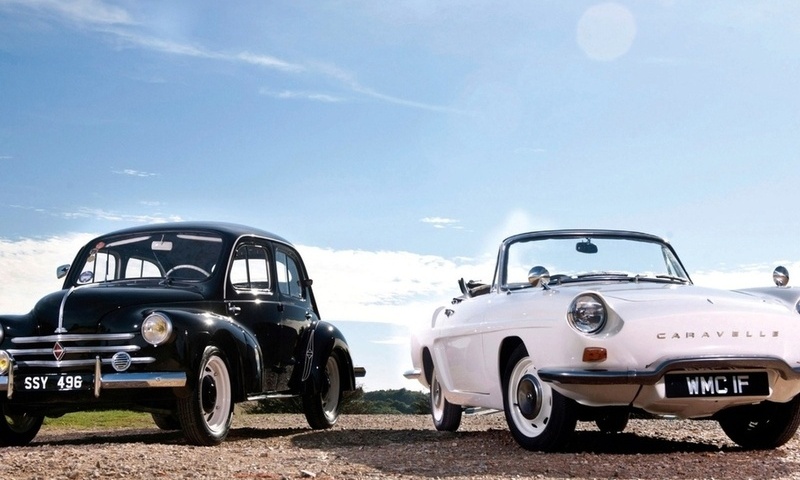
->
{"left": 568, "top": 294, "right": 607, "bottom": 334}
{"left": 142, "top": 312, "right": 173, "bottom": 346}
{"left": 0, "top": 350, "right": 11, "bottom": 375}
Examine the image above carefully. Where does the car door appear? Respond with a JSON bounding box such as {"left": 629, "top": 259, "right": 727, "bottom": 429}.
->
{"left": 274, "top": 247, "right": 315, "bottom": 392}
{"left": 225, "top": 240, "right": 283, "bottom": 392}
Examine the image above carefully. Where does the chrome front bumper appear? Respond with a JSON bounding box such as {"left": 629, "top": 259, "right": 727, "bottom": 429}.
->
{"left": 0, "top": 356, "right": 186, "bottom": 399}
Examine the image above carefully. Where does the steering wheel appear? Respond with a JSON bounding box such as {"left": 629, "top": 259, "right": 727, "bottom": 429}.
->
{"left": 165, "top": 264, "right": 211, "bottom": 278}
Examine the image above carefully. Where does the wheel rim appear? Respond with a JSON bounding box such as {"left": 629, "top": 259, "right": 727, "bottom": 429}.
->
{"left": 321, "top": 355, "right": 340, "bottom": 421}
{"left": 431, "top": 372, "right": 445, "bottom": 422}
{"left": 507, "top": 356, "right": 552, "bottom": 438}
{"left": 200, "top": 355, "right": 231, "bottom": 434}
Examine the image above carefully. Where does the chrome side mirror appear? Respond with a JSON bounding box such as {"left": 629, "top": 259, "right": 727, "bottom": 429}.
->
{"left": 56, "top": 264, "right": 70, "bottom": 279}
{"left": 528, "top": 266, "right": 550, "bottom": 288}
{"left": 773, "top": 266, "right": 789, "bottom": 287}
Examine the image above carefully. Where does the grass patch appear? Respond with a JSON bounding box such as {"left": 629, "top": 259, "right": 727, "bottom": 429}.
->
{"left": 43, "top": 410, "right": 154, "bottom": 429}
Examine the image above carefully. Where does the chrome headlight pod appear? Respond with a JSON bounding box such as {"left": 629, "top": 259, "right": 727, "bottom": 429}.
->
{"left": 0, "top": 350, "right": 10, "bottom": 375}
{"left": 142, "top": 312, "right": 173, "bottom": 346}
{"left": 568, "top": 293, "right": 607, "bottom": 335}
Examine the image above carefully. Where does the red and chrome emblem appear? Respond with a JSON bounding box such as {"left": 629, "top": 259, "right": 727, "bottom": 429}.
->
{"left": 53, "top": 342, "right": 65, "bottom": 361}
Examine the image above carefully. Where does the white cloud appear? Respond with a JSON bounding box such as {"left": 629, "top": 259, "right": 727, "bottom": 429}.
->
{"left": 61, "top": 207, "right": 182, "bottom": 224}
{"left": 576, "top": 2, "right": 637, "bottom": 62}
{"left": 421, "top": 217, "right": 461, "bottom": 229}
{"left": 0, "top": 233, "right": 94, "bottom": 313}
{"left": 0, "top": 0, "right": 134, "bottom": 27}
{"left": 259, "top": 88, "right": 345, "bottom": 103}
{"left": 113, "top": 169, "right": 158, "bottom": 177}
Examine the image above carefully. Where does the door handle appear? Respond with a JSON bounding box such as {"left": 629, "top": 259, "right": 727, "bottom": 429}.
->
{"left": 228, "top": 304, "right": 241, "bottom": 315}
{"left": 305, "top": 312, "right": 313, "bottom": 321}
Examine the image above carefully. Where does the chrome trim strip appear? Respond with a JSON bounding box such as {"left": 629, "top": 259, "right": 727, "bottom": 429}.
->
{"left": 8, "top": 345, "right": 140, "bottom": 356}
{"left": 15, "top": 357, "right": 155, "bottom": 368}
{"left": 56, "top": 287, "right": 74, "bottom": 334}
{"left": 94, "top": 356, "right": 101, "bottom": 397}
{"left": 403, "top": 368, "right": 421, "bottom": 380}
{"left": 99, "top": 372, "right": 186, "bottom": 389}
{"left": 12, "top": 333, "right": 136, "bottom": 344}
{"left": 538, "top": 356, "right": 800, "bottom": 385}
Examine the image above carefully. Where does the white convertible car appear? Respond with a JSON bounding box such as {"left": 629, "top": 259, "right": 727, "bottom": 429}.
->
{"left": 405, "top": 230, "right": 800, "bottom": 451}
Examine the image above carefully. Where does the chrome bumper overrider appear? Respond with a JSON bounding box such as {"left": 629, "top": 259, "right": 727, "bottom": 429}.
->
{"left": 403, "top": 368, "right": 421, "bottom": 380}
{"left": 538, "top": 356, "right": 800, "bottom": 385}
{"left": 0, "top": 356, "right": 186, "bottom": 399}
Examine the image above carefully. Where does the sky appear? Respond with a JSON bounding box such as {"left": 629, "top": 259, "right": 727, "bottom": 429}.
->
{"left": 1, "top": 1, "right": 800, "bottom": 391}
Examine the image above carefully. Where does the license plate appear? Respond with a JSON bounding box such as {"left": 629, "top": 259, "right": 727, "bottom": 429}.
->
{"left": 19, "top": 374, "right": 93, "bottom": 392}
{"left": 665, "top": 371, "right": 769, "bottom": 398}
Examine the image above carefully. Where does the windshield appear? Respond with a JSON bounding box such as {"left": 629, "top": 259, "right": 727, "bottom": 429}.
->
{"left": 502, "top": 235, "right": 689, "bottom": 289}
{"left": 73, "top": 231, "right": 224, "bottom": 285}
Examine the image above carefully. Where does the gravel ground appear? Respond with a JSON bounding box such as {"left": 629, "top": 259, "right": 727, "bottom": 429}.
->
{"left": 1, "top": 413, "right": 800, "bottom": 480}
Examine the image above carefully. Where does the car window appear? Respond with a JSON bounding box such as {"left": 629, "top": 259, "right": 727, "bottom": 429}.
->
{"left": 503, "top": 236, "right": 688, "bottom": 287}
{"left": 230, "top": 244, "right": 271, "bottom": 291}
{"left": 74, "top": 232, "right": 223, "bottom": 285}
{"left": 276, "top": 250, "right": 304, "bottom": 299}
{"left": 124, "top": 257, "right": 162, "bottom": 278}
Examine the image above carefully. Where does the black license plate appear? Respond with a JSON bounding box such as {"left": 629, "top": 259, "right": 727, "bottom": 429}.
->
{"left": 18, "top": 374, "right": 93, "bottom": 392}
{"left": 665, "top": 371, "right": 769, "bottom": 398}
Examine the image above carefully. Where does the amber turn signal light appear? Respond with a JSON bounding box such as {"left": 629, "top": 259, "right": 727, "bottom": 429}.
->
{"left": 582, "top": 347, "right": 607, "bottom": 362}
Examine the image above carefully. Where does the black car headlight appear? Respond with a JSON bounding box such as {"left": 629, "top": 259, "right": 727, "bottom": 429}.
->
{"left": 142, "top": 312, "right": 173, "bottom": 346}
{"left": 568, "top": 294, "right": 607, "bottom": 334}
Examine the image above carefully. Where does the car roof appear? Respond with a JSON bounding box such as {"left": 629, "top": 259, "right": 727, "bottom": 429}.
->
{"left": 93, "top": 221, "right": 293, "bottom": 246}
{"left": 503, "top": 229, "right": 670, "bottom": 245}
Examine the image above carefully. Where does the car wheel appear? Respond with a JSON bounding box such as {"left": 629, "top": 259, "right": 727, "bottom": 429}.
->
{"left": 502, "top": 344, "right": 577, "bottom": 451}
{"left": 177, "top": 346, "right": 234, "bottom": 446}
{"left": 151, "top": 412, "right": 182, "bottom": 431}
{"left": 430, "top": 365, "right": 462, "bottom": 431}
{"left": 0, "top": 408, "right": 44, "bottom": 446}
{"left": 303, "top": 351, "right": 342, "bottom": 429}
{"left": 717, "top": 396, "right": 800, "bottom": 449}
{"left": 595, "top": 410, "right": 629, "bottom": 433}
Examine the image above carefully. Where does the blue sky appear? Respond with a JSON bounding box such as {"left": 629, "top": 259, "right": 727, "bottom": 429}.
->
{"left": 1, "top": 1, "right": 800, "bottom": 390}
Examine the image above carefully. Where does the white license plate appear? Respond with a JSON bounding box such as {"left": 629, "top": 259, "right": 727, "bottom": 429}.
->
{"left": 20, "top": 374, "right": 93, "bottom": 392}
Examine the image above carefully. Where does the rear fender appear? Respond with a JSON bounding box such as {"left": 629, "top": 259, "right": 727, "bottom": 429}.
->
{"left": 292, "top": 321, "right": 356, "bottom": 395}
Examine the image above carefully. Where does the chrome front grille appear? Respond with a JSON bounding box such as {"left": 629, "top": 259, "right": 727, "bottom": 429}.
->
{"left": 8, "top": 333, "right": 155, "bottom": 368}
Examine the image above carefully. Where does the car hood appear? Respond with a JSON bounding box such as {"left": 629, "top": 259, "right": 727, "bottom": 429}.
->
{"left": 590, "top": 283, "right": 790, "bottom": 315}
{"left": 24, "top": 284, "right": 205, "bottom": 335}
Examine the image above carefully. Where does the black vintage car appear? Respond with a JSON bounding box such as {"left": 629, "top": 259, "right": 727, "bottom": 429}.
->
{"left": 0, "top": 222, "right": 365, "bottom": 446}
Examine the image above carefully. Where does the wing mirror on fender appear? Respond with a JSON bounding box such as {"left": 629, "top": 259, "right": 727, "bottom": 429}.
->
{"left": 773, "top": 266, "right": 790, "bottom": 287}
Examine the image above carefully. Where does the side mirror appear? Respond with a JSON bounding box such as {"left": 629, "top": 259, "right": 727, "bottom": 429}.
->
{"left": 576, "top": 240, "right": 598, "bottom": 254}
{"left": 56, "top": 264, "right": 70, "bottom": 279}
{"left": 773, "top": 266, "right": 790, "bottom": 287}
{"left": 528, "top": 266, "right": 550, "bottom": 288}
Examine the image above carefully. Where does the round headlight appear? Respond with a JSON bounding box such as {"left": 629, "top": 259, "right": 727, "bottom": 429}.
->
{"left": 0, "top": 350, "right": 11, "bottom": 375}
{"left": 142, "top": 312, "right": 173, "bottom": 346}
{"left": 568, "top": 294, "right": 607, "bottom": 334}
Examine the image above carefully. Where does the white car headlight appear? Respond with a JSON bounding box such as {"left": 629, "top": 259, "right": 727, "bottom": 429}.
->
{"left": 142, "top": 312, "right": 173, "bottom": 345}
{"left": 568, "top": 294, "right": 607, "bottom": 334}
{"left": 0, "top": 350, "right": 10, "bottom": 375}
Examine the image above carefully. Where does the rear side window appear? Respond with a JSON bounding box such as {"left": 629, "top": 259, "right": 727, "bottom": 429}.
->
{"left": 230, "top": 244, "right": 271, "bottom": 291}
{"left": 276, "top": 250, "right": 304, "bottom": 299}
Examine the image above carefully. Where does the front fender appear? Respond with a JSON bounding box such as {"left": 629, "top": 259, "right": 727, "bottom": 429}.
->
{"left": 292, "top": 321, "right": 357, "bottom": 395}
{"left": 155, "top": 309, "right": 264, "bottom": 402}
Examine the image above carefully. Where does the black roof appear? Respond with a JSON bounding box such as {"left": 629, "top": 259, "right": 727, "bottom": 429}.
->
{"left": 91, "top": 221, "right": 292, "bottom": 246}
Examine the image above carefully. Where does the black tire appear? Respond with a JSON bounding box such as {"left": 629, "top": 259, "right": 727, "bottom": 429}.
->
{"left": 176, "top": 346, "right": 234, "bottom": 446}
{"left": 718, "top": 396, "right": 800, "bottom": 449}
{"left": 595, "top": 410, "right": 629, "bottom": 433}
{"left": 502, "top": 344, "right": 577, "bottom": 451}
{"left": 303, "top": 351, "right": 342, "bottom": 429}
{"left": 152, "top": 412, "right": 182, "bottom": 431}
{"left": 430, "top": 366, "right": 462, "bottom": 431}
{"left": 0, "top": 408, "right": 44, "bottom": 446}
